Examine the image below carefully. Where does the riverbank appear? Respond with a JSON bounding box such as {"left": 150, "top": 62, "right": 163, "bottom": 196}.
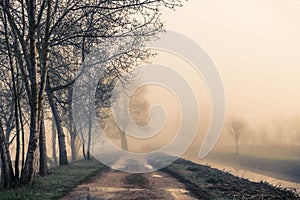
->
{"left": 201, "top": 152, "right": 300, "bottom": 184}
{"left": 150, "top": 156, "right": 300, "bottom": 199}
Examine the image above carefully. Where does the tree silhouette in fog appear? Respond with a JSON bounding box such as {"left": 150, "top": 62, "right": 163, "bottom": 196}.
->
{"left": 228, "top": 117, "right": 246, "bottom": 155}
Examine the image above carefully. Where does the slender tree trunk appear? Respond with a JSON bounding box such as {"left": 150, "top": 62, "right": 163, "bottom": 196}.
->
{"left": 70, "top": 134, "right": 77, "bottom": 162}
{"left": 87, "top": 114, "right": 92, "bottom": 160}
{"left": 86, "top": 80, "right": 93, "bottom": 160}
{"left": 21, "top": 105, "right": 39, "bottom": 184}
{"left": 19, "top": 98, "right": 25, "bottom": 170}
{"left": 68, "top": 101, "right": 77, "bottom": 162}
{"left": 39, "top": 109, "right": 47, "bottom": 176}
{"left": 236, "top": 139, "right": 239, "bottom": 155}
{"left": 87, "top": 127, "right": 91, "bottom": 160}
{"left": 37, "top": 0, "right": 52, "bottom": 174}
{"left": 3, "top": 6, "right": 20, "bottom": 183}
{"left": 20, "top": 0, "right": 41, "bottom": 185}
{"left": 78, "top": 120, "right": 86, "bottom": 160}
{"left": 0, "top": 122, "right": 14, "bottom": 189}
{"left": 47, "top": 88, "right": 68, "bottom": 165}
{"left": 0, "top": 158, "right": 3, "bottom": 186}
{"left": 14, "top": 102, "right": 20, "bottom": 181}
{"left": 87, "top": 136, "right": 91, "bottom": 161}
{"left": 52, "top": 117, "right": 58, "bottom": 166}
{"left": 82, "top": 143, "right": 86, "bottom": 160}
{"left": 120, "top": 130, "right": 128, "bottom": 151}
{"left": 11, "top": 73, "right": 20, "bottom": 182}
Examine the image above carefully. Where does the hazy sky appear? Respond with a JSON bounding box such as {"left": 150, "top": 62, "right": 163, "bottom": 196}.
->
{"left": 160, "top": 0, "right": 300, "bottom": 124}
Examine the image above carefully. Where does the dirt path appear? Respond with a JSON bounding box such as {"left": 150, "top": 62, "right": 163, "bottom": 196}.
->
{"left": 60, "top": 170, "right": 197, "bottom": 200}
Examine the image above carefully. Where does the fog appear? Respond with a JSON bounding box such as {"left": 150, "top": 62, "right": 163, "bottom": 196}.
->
{"left": 153, "top": 2, "right": 300, "bottom": 147}
{"left": 119, "top": 44, "right": 300, "bottom": 157}
{"left": 160, "top": 0, "right": 300, "bottom": 124}
{"left": 117, "top": 0, "right": 300, "bottom": 187}
{"left": 35, "top": 0, "right": 300, "bottom": 188}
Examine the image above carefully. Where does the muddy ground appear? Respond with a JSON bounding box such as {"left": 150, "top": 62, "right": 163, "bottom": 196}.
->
{"left": 60, "top": 169, "right": 197, "bottom": 200}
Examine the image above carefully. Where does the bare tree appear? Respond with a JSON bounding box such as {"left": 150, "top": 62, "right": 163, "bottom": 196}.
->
{"left": 228, "top": 117, "right": 246, "bottom": 155}
{"left": 96, "top": 71, "right": 150, "bottom": 152}
{"left": 0, "top": 0, "right": 183, "bottom": 188}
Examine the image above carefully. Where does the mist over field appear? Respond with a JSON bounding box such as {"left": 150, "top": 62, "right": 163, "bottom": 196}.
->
{"left": 123, "top": 0, "right": 300, "bottom": 188}
{"left": 158, "top": 1, "right": 300, "bottom": 153}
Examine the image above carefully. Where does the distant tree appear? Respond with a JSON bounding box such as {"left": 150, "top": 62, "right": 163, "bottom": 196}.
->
{"left": 228, "top": 117, "right": 246, "bottom": 155}
{"left": 114, "top": 86, "right": 150, "bottom": 151}
{"left": 96, "top": 73, "right": 150, "bottom": 152}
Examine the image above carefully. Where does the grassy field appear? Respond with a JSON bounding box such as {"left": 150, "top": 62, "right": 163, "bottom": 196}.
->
{"left": 216, "top": 144, "right": 300, "bottom": 160}
{"left": 0, "top": 159, "right": 107, "bottom": 200}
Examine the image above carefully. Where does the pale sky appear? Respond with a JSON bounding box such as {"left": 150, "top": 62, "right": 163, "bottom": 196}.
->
{"left": 160, "top": 0, "right": 300, "bottom": 124}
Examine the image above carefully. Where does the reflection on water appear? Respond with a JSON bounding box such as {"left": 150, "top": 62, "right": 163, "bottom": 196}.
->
{"left": 199, "top": 160, "right": 300, "bottom": 194}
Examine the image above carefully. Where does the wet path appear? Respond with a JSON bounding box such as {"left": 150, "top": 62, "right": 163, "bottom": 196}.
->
{"left": 60, "top": 170, "right": 197, "bottom": 200}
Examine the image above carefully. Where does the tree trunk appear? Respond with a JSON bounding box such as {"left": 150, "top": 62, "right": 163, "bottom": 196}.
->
{"left": 39, "top": 109, "right": 47, "bottom": 176}
{"left": 52, "top": 117, "right": 58, "bottom": 166}
{"left": 87, "top": 150, "right": 91, "bottom": 160}
{"left": 68, "top": 103, "right": 77, "bottom": 162}
{"left": 82, "top": 143, "right": 86, "bottom": 160}
{"left": 87, "top": 115, "right": 92, "bottom": 160}
{"left": 38, "top": 0, "right": 51, "bottom": 175}
{"left": 20, "top": 0, "right": 41, "bottom": 185}
{"left": 47, "top": 88, "right": 68, "bottom": 165}
{"left": 120, "top": 130, "right": 128, "bottom": 151}
{"left": 0, "top": 158, "right": 3, "bottom": 186}
{"left": 4, "top": 9, "right": 20, "bottom": 182}
{"left": 19, "top": 101, "right": 26, "bottom": 170}
{"left": 21, "top": 106, "right": 39, "bottom": 184}
{"left": 236, "top": 140, "right": 239, "bottom": 155}
{"left": 0, "top": 122, "right": 14, "bottom": 189}
{"left": 14, "top": 104, "right": 20, "bottom": 181}
{"left": 70, "top": 134, "right": 77, "bottom": 162}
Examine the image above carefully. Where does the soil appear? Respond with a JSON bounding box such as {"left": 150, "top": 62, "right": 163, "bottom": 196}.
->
{"left": 60, "top": 170, "right": 197, "bottom": 200}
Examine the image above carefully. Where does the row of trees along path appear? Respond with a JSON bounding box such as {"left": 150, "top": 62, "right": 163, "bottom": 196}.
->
{"left": 0, "top": 0, "right": 183, "bottom": 189}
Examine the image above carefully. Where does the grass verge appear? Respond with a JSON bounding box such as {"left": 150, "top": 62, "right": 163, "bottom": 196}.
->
{"left": 168, "top": 159, "right": 300, "bottom": 199}
{"left": 149, "top": 155, "right": 300, "bottom": 200}
{"left": 0, "top": 159, "right": 107, "bottom": 200}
